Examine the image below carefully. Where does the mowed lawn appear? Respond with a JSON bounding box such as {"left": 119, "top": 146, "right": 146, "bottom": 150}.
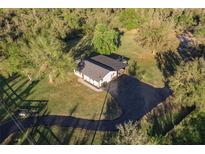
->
{"left": 1, "top": 74, "right": 119, "bottom": 144}
{"left": 3, "top": 125, "right": 115, "bottom": 145}
{"left": 117, "top": 29, "right": 164, "bottom": 87}
{"left": 2, "top": 74, "right": 121, "bottom": 120}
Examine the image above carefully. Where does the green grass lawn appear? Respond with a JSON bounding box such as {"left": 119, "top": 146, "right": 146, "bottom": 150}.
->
{"left": 117, "top": 29, "right": 164, "bottom": 87}
{"left": 1, "top": 74, "right": 119, "bottom": 145}
{"left": 3, "top": 125, "right": 115, "bottom": 145}
{"left": 0, "top": 74, "right": 121, "bottom": 121}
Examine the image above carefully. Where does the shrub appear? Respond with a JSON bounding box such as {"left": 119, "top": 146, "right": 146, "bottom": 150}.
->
{"left": 194, "top": 26, "right": 205, "bottom": 40}
{"left": 169, "top": 58, "right": 205, "bottom": 109}
{"left": 128, "top": 60, "right": 145, "bottom": 80}
{"left": 114, "top": 121, "right": 158, "bottom": 145}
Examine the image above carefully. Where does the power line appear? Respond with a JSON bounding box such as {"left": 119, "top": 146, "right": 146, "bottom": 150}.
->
{"left": 91, "top": 83, "right": 111, "bottom": 144}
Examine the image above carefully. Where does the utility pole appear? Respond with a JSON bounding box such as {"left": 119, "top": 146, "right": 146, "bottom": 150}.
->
{"left": 91, "top": 83, "right": 110, "bottom": 145}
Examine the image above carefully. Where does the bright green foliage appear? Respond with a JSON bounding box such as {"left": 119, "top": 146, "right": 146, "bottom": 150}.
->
{"left": 169, "top": 58, "right": 205, "bottom": 109}
{"left": 0, "top": 9, "right": 75, "bottom": 81}
{"left": 92, "top": 24, "right": 120, "bottom": 55}
{"left": 5, "top": 41, "right": 27, "bottom": 74}
{"left": 194, "top": 26, "right": 205, "bottom": 37}
{"left": 175, "top": 10, "right": 196, "bottom": 29}
{"left": 119, "top": 9, "right": 144, "bottom": 30}
{"left": 193, "top": 26, "right": 205, "bottom": 43}
{"left": 64, "top": 12, "right": 84, "bottom": 29}
{"left": 3, "top": 30, "right": 74, "bottom": 81}
{"left": 26, "top": 31, "right": 74, "bottom": 79}
{"left": 0, "top": 39, "right": 10, "bottom": 61}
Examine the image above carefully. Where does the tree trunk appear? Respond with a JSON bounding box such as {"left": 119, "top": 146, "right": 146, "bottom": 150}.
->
{"left": 27, "top": 74, "right": 32, "bottom": 82}
{"left": 152, "top": 50, "right": 156, "bottom": 55}
{"left": 49, "top": 74, "right": 53, "bottom": 84}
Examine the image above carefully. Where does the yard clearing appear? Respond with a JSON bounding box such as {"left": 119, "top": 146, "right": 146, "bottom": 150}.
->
{"left": 1, "top": 29, "right": 167, "bottom": 144}
{"left": 117, "top": 29, "right": 164, "bottom": 87}
{"left": 0, "top": 74, "right": 122, "bottom": 122}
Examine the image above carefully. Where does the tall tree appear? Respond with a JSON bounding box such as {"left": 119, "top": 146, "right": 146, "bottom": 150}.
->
{"left": 3, "top": 30, "right": 74, "bottom": 83}
{"left": 169, "top": 58, "right": 205, "bottom": 109}
{"left": 23, "top": 30, "right": 74, "bottom": 83}
{"left": 119, "top": 9, "right": 144, "bottom": 30}
{"left": 92, "top": 24, "right": 120, "bottom": 55}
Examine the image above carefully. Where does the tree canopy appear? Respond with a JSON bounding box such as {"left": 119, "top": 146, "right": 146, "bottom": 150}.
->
{"left": 92, "top": 24, "right": 120, "bottom": 55}
{"left": 169, "top": 58, "right": 205, "bottom": 109}
{"left": 119, "top": 9, "right": 144, "bottom": 30}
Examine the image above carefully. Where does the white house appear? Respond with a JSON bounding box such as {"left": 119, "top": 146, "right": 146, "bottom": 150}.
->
{"left": 74, "top": 54, "right": 128, "bottom": 88}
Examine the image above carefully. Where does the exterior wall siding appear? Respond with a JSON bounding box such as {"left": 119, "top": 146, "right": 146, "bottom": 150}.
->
{"left": 74, "top": 70, "right": 83, "bottom": 78}
{"left": 93, "top": 80, "right": 100, "bottom": 87}
{"left": 102, "top": 71, "right": 117, "bottom": 83}
{"left": 74, "top": 70, "right": 117, "bottom": 88}
{"left": 83, "top": 75, "right": 100, "bottom": 88}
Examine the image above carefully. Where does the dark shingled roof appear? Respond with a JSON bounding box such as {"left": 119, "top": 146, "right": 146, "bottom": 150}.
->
{"left": 91, "top": 55, "right": 128, "bottom": 71}
{"left": 80, "top": 60, "right": 111, "bottom": 82}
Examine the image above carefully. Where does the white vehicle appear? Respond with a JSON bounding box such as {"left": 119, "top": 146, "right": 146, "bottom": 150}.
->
{"left": 17, "top": 109, "right": 30, "bottom": 118}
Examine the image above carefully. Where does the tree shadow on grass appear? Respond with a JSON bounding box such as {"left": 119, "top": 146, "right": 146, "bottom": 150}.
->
{"left": 62, "top": 29, "right": 84, "bottom": 53}
{"left": 0, "top": 73, "right": 48, "bottom": 124}
{"left": 178, "top": 44, "right": 205, "bottom": 61}
{"left": 14, "top": 105, "right": 97, "bottom": 145}
{"left": 33, "top": 125, "right": 63, "bottom": 145}
{"left": 103, "top": 96, "right": 122, "bottom": 121}
{"left": 70, "top": 36, "right": 94, "bottom": 60}
{"left": 167, "top": 111, "right": 205, "bottom": 145}
{"left": 155, "top": 51, "right": 181, "bottom": 79}
{"left": 155, "top": 44, "right": 205, "bottom": 80}
{"left": 68, "top": 103, "right": 79, "bottom": 117}
{"left": 62, "top": 29, "right": 94, "bottom": 60}
{"left": 113, "top": 28, "right": 124, "bottom": 48}
{"left": 145, "top": 99, "right": 195, "bottom": 137}
{"left": 36, "top": 125, "right": 93, "bottom": 145}
{"left": 101, "top": 131, "right": 116, "bottom": 145}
